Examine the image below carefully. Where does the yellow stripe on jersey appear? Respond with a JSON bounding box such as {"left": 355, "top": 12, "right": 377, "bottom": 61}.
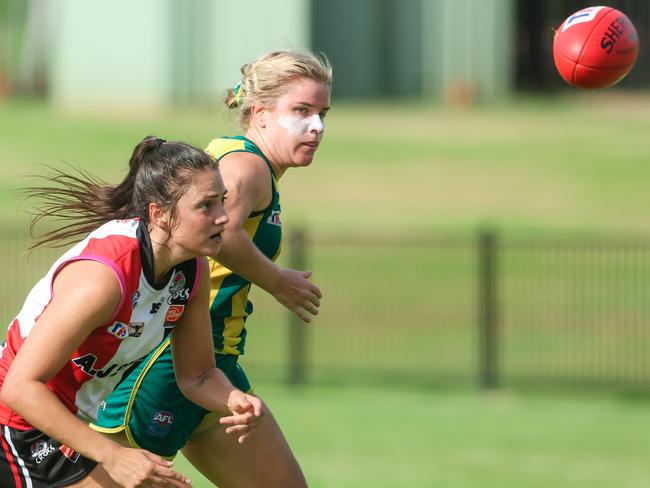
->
{"left": 221, "top": 286, "right": 249, "bottom": 351}
{"left": 208, "top": 215, "right": 263, "bottom": 355}
{"left": 242, "top": 213, "right": 263, "bottom": 239}
{"left": 208, "top": 257, "right": 230, "bottom": 306}
{"left": 205, "top": 138, "right": 247, "bottom": 161}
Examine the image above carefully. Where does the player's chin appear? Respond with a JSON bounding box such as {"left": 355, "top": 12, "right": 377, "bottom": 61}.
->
{"left": 297, "top": 144, "right": 320, "bottom": 162}
{"left": 293, "top": 151, "right": 316, "bottom": 166}
{"left": 203, "top": 237, "right": 223, "bottom": 256}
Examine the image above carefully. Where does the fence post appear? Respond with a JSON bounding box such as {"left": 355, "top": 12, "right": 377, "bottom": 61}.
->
{"left": 478, "top": 228, "right": 499, "bottom": 389}
{"left": 288, "top": 227, "right": 307, "bottom": 386}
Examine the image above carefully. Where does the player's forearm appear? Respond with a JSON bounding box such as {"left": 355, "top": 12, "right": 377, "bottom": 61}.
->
{"left": 177, "top": 366, "right": 238, "bottom": 412}
{"left": 0, "top": 380, "right": 118, "bottom": 463}
{"left": 215, "top": 228, "right": 283, "bottom": 294}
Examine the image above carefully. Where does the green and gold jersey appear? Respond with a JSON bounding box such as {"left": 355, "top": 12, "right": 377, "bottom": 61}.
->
{"left": 205, "top": 136, "right": 282, "bottom": 355}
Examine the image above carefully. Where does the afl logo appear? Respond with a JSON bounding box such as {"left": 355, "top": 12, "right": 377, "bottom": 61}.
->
{"left": 107, "top": 322, "right": 129, "bottom": 339}
{"left": 152, "top": 411, "right": 174, "bottom": 426}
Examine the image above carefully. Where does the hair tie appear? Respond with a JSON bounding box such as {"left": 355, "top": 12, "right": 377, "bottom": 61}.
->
{"left": 152, "top": 138, "right": 166, "bottom": 150}
{"left": 232, "top": 81, "right": 244, "bottom": 107}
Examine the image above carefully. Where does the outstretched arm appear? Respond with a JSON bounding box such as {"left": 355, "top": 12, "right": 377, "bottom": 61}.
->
{"left": 0, "top": 260, "right": 191, "bottom": 487}
{"left": 214, "top": 152, "right": 321, "bottom": 322}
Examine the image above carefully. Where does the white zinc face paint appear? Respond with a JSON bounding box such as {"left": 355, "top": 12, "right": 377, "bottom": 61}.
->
{"left": 278, "top": 114, "right": 324, "bottom": 136}
{"left": 306, "top": 113, "right": 324, "bottom": 134}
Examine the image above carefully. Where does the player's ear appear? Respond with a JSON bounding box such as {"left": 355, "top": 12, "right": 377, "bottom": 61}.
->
{"left": 250, "top": 104, "right": 267, "bottom": 128}
{"left": 149, "top": 202, "right": 170, "bottom": 230}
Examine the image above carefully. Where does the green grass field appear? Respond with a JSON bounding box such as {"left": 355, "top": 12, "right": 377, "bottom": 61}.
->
{"left": 172, "top": 382, "right": 650, "bottom": 488}
{"left": 2, "top": 95, "right": 650, "bottom": 486}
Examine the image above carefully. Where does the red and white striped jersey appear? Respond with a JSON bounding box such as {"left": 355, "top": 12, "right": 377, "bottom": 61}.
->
{"left": 0, "top": 219, "right": 201, "bottom": 429}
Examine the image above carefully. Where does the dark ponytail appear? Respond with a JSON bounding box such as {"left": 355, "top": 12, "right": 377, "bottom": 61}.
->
{"left": 25, "top": 136, "right": 217, "bottom": 249}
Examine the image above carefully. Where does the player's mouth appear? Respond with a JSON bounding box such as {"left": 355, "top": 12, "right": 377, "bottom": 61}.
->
{"left": 210, "top": 231, "right": 223, "bottom": 242}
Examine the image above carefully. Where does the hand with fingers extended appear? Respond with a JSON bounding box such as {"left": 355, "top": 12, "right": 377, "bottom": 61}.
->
{"left": 102, "top": 444, "right": 192, "bottom": 487}
{"left": 271, "top": 268, "right": 322, "bottom": 322}
{"left": 219, "top": 390, "right": 265, "bottom": 444}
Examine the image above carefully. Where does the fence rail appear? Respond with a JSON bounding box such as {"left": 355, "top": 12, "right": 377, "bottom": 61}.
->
{"left": 266, "top": 228, "right": 650, "bottom": 391}
{"left": 2, "top": 226, "right": 650, "bottom": 392}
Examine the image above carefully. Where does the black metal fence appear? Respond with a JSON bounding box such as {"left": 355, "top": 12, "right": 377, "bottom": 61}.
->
{"left": 2, "top": 226, "right": 650, "bottom": 392}
{"left": 244, "top": 228, "right": 650, "bottom": 392}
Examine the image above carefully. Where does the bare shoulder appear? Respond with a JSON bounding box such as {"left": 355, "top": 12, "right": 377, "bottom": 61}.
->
{"left": 219, "top": 152, "right": 273, "bottom": 210}
{"left": 41, "top": 259, "right": 124, "bottom": 335}
{"left": 53, "top": 259, "right": 122, "bottom": 302}
{"left": 219, "top": 151, "right": 271, "bottom": 185}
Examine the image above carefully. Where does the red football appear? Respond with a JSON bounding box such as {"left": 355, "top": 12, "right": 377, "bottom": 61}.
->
{"left": 553, "top": 6, "right": 639, "bottom": 88}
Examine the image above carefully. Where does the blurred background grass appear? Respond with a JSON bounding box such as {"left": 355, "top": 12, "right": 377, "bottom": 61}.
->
{"left": 3, "top": 93, "right": 650, "bottom": 233}
{"left": 2, "top": 96, "right": 650, "bottom": 487}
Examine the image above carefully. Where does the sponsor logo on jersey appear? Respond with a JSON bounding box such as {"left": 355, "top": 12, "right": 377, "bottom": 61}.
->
{"left": 169, "top": 271, "right": 186, "bottom": 296}
{"left": 168, "top": 271, "right": 190, "bottom": 302}
{"left": 128, "top": 322, "right": 144, "bottom": 337}
{"left": 71, "top": 354, "right": 140, "bottom": 378}
{"left": 131, "top": 290, "right": 141, "bottom": 309}
{"left": 107, "top": 322, "right": 129, "bottom": 339}
{"left": 562, "top": 6, "right": 604, "bottom": 32}
{"left": 164, "top": 305, "right": 185, "bottom": 323}
{"left": 150, "top": 302, "right": 162, "bottom": 314}
{"left": 267, "top": 210, "right": 281, "bottom": 226}
{"left": 167, "top": 292, "right": 189, "bottom": 304}
{"left": 30, "top": 440, "right": 56, "bottom": 464}
{"left": 59, "top": 444, "right": 80, "bottom": 463}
